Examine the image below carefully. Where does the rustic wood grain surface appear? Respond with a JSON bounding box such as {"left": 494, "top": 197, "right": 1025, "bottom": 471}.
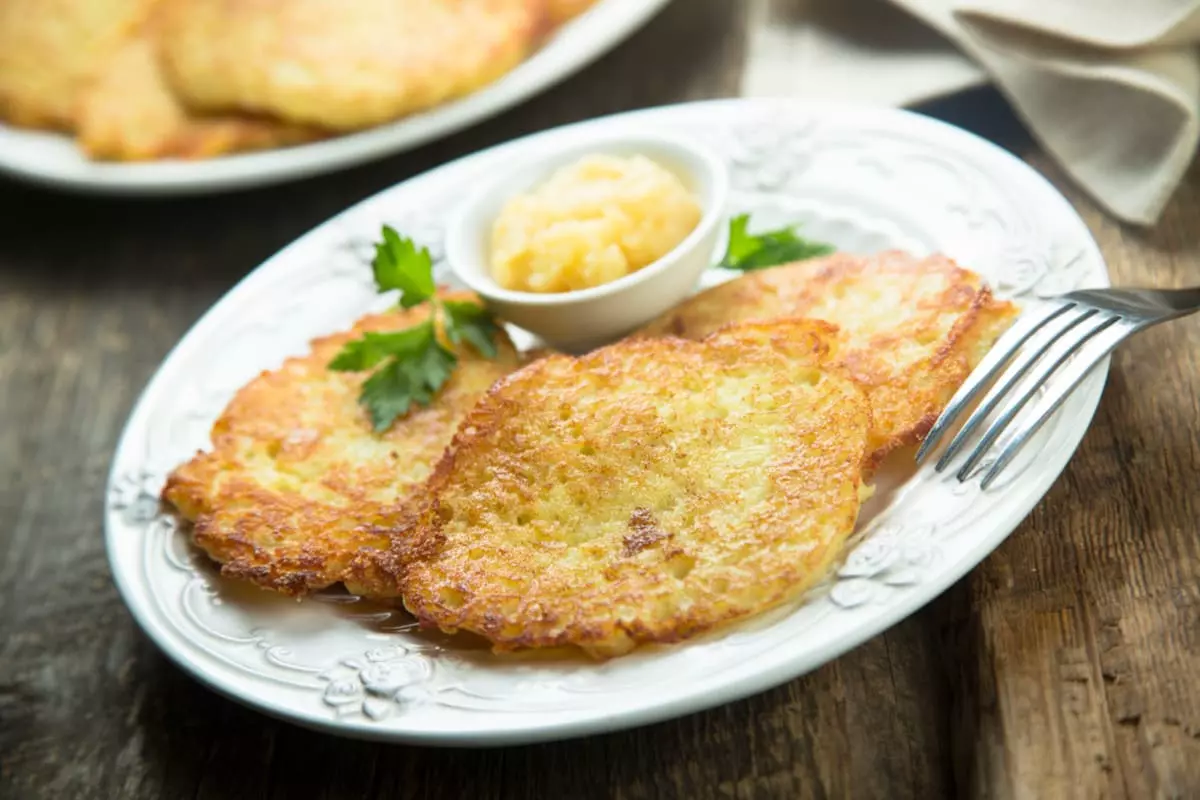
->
{"left": 2, "top": 1, "right": 1198, "bottom": 797}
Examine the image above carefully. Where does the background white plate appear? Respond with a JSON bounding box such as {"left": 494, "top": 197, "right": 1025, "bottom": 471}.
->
{"left": 0, "top": 0, "right": 672, "bottom": 196}
{"left": 106, "top": 100, "right": 1111, "bottom": 746}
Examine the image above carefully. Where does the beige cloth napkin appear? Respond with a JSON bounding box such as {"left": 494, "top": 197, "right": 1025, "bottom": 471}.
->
{"left": 741, "top": 0, "right": 1200, "bottom": 226}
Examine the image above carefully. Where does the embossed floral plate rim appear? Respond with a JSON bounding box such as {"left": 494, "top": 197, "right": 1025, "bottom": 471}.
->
{"left": 0, "top": 0, "right": 672, "bottom": 196}
{"left": 106, "top": 99, "right": 1110, "bottom": 746}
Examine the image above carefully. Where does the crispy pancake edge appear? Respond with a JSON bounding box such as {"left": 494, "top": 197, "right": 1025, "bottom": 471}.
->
{"left": 163, "top": 292, "right": 519, "bottom": 596}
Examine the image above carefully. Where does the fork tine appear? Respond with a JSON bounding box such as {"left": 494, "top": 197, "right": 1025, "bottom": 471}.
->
{"left": 916, "top": 301, "right": 1075, "bottom": 464}
{"left": 956, "top": 313, "right": 1122, "bottom": 482}
{"left": 978, "top": 320, "right": 1131, "bottom": 489}
{"left": 931, "top": 304, "right": 1094, "bottom": 471}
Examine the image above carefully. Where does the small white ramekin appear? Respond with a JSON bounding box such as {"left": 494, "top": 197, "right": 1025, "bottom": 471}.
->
{"left": 444, "top": 130, "right": 730, "bottom": 353}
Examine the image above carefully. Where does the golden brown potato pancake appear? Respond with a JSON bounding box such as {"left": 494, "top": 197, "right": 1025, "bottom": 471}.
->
{"left": 0, "top": 0, "right": 155, "bottom": 129}
{"left": 638, "top": 251, "right": 1019, "bottom": 466}
{"left": 163, "top": 294, "right": 521, "bottom": 595}
{"left": 158, "top": 0, "right": 548, "bottom": 131}
{"left": 77, "top": 31, "right": 321, "bottom": 161}
{"left": 352, "top": 321, "right": 870, "bottom": 656}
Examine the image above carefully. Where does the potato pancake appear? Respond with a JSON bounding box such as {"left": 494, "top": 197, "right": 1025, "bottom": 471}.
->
{"left": 158, "top": 0, "right": 547, "bottom": 131}
{"left": 163, "top": 294, "right": 521, "bottom": 595}
{"left": 77, "top": 31, "right": 321, "bottom": 161}
{"left": 638, "top": 251, "right": 1018, "bottom": 465}
{"left": 0, "top": 0, "right": 155, "bottom": 129}
{"left": 549, "top": 0, "right": 598, "bottom": 24}
{"left": 352, "top": 320, "right": 870, "bottom": 656}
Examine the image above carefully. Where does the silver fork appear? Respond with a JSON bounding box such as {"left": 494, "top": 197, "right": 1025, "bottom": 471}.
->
{"left": 916, "top": 286, "right": 1200, "bottom": 489}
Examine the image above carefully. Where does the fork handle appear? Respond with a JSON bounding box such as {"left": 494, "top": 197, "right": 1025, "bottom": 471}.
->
{"left": 1061, "top": 286, "right": 1200, "bottom": 319}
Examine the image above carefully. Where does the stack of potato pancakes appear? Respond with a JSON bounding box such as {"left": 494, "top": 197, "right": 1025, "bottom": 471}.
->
{"left": 163, "top": 252, "right": 1016, "bottom": 658}
{"left": 0, "top": 0, "right": 593, "bottom": 161}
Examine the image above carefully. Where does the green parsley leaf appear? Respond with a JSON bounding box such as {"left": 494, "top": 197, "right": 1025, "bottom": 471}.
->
{"left": 372, "top": 225, "right": 436, "bottom": 308}
{"left": 329, "top": 225, "right": 506, "bottom": 433}
{"left": 359, "top": 361, "right": 422, "bottom": 433}
{"left": 719, "top": 214, "right": 835, "bottom": 271}
{"left": 441, "top": 299, "right": 500, "bottom": 359}
{"left": 722, "top": 214, "right": 762, "bottom": 267}
{"left": 327, "top": 327, "right": 431, "bottom": 372}
{"left": 413, "top": 337, "right": 458, "bottom": 389}
{"left": 329, "top": 319, "right": 459, "bottom": 432}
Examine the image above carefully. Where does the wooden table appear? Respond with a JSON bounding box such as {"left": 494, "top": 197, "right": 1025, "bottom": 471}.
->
{"left": 2, "top": 2, "right": 1198, "bottom": 797}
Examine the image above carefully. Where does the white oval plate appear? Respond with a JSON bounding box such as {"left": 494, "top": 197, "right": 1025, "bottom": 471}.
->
{"left": 106, "top": 99, "right": 1110, "bottom": 746}
{"left": 0, "top": 0, "right": 671, "bottom": 196}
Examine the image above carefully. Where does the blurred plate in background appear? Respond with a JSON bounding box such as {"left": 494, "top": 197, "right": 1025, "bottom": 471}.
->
{"left": 0, "top": 0, "right": 672, "bottom": 197}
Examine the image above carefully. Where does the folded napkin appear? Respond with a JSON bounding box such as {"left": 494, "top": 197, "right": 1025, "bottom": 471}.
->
{"left": 741, "top": 0, "right": 1200, "bottom": 226}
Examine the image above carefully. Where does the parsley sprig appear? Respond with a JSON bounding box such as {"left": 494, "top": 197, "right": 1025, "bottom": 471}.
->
{"left": 719, "top": 214, "right": 834, "bottom": 271}
{"left": 329, "top": 225, "right": 500, "bottom": 433}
